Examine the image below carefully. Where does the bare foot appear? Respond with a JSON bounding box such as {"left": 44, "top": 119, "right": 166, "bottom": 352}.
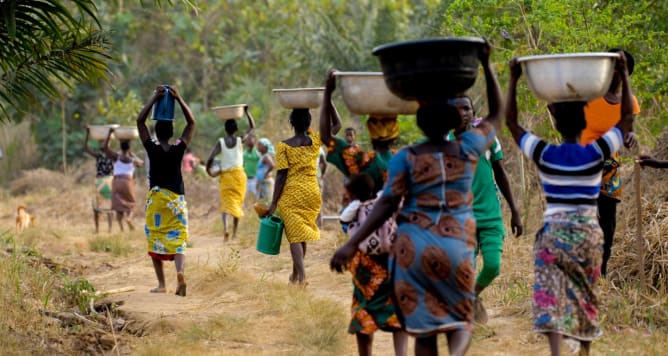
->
{"left": 288, "top": 273, "right": 297, "bottom": 284}
{"left": 150, "top": 287, "right": 166, "bottom": 293}
{"left": 175, "top": 272, "right": 187, "bottom": 297}
{"left": 126, "top": 219, "right": 135, "bottom": 231}
{"left": 299, "top": 280, "right": 309, "bottom": 289}
{"left": 224, "top": 232, "right": 230, "bottom": 242}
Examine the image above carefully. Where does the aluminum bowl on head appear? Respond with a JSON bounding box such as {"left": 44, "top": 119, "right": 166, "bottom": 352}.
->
{"left": 372, "top": 37, "right": 485, "bottom": 101}
{"left": 273, "top": 88, "right": 324, "bottom": 109}
{"left": 88, "top": 124, "right": 119, "bottom": 140}
{"left": 334, "top": 71, "right": 418, "bottom": 116}
{"left": 113, "top": 126, "right": 139, "bottom": 140}
{"left": 517, "top": 53, "right": 619, "bottom": 103}
{"left": 211, "top": 104, "right": 246, "bottom": 120}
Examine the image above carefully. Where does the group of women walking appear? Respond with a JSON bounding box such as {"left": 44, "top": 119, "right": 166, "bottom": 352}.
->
{"left": 327, "top": 45, "right": 638, "bottom": 356}
{"left": 83, "top": 39, "right": 657, "bottom": 356}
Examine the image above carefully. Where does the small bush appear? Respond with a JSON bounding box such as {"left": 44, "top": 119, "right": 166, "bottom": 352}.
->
{"left": 60, "top": 277, "right": 96, "bottom": 314}
{"left": 216, "top": 247, "right": 241, "bottom": 277}
{"left": 89, "top": 235, "right": 132, "bottom": 257}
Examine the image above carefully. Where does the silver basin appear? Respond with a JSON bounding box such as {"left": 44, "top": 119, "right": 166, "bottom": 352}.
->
{"left": 211, "top": 104, "right": 246, "bottom": 120}
{"left": 273, "top": 88, "right": 324, "bottom": 109}
{"left": 517, "top": 53, "right": 619, "bottom": 103}
{"left": 335, "top": 71, "right": 418, "bottom": 116}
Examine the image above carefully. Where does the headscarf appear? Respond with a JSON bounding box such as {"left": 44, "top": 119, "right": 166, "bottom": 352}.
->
{"left": 366, "top": 116, "right": 399, "bottom": 141}
{"left": 258, "top": 137, "right": 275, "bottom": 155}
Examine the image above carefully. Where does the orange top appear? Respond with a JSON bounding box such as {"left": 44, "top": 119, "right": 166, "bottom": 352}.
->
{"left": 581, "top": 95, "right": 640, "bottom": 199}
{"left": 581, "top": 95, "right": 640, "bottom": 145}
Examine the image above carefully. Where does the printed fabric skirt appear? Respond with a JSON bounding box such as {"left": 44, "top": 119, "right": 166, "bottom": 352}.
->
{"left": 348, "top": 251, "right": 402, "bottom": 334}
{"left": 94, "top": 175, "right": 113, "bottom": 212}
{"left": 219, "top": 167, "right": 246, "bottom": 218}
{"left": 390, "top": 222, "right": 476, "bottom": 336}
{"left": 145, "top": 186, "right": 188, "bottom": 258}
{"left": 533, "top": 209, "right": 603, "bottom": 341}
{"left": 111, "top": 175, "right": 136, "bottom": 213}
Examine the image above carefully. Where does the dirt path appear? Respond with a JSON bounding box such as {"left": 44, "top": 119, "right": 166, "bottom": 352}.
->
{"left": 82, "top": 230, "right": 548, "bottom": 355}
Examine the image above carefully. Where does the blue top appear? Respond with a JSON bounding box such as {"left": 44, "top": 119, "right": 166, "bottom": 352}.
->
{"left": 256, "top": 153, "right": 271, "bottom": 180}
{"left": 382, "top": 121, "right": 496, "bottom": 242}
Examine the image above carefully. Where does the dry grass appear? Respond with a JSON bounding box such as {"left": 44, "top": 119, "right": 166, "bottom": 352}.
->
{"left": 0, "top": 235, "right": 76, "bottom": 353}
{"left": 89, "top": 233, "right": 133, "bottom": 257}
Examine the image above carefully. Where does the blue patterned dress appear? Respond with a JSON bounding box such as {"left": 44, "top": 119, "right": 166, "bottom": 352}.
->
{"left": 382, "top": 121, "right": 495, "bottom": 336}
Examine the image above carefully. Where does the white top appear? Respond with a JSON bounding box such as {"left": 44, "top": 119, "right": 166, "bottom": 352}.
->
{"left": 114, "top": 159, "right": 135, "bottom": 176}
{"left": 219, "top": 137, "right": 243, "bottom": 171}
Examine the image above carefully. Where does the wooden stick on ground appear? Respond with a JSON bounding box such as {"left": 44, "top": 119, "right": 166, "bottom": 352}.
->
{"left": 95, "top": 286, "right": 135, "bottom": 297}
{"left": 634, "top": 161, "right": 646, "bottom": 290}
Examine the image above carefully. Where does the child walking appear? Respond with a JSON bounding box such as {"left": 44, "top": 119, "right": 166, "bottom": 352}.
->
{"left": 339, "top": 173, "right": 407, "bottom": 356}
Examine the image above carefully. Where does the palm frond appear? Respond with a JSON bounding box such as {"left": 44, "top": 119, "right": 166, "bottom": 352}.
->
{"left": 0, "top": 0, "right": 113, "bottom": 122}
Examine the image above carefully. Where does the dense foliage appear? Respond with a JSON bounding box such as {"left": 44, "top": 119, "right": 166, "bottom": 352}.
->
{"left": 1, "top": 0, "right": 666, "bottom": 170}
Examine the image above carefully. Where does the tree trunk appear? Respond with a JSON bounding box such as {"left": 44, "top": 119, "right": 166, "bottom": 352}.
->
{"left": 61, "top": 98, "right": 67, "bottom": 174}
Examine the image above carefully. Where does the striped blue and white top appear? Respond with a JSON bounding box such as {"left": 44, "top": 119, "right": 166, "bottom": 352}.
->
{"left": 519, "top": 127, "right": 623, "bottom": 215}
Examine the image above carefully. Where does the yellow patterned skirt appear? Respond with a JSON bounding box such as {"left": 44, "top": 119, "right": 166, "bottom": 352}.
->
{"left": 277, "top": 175, "right": 321, "bottom": 243}
{"left": 145, "top": 187, "right": 188, "bottom": 256}
{"left": 219, "top": 166, "right": 247, "bottom": 218}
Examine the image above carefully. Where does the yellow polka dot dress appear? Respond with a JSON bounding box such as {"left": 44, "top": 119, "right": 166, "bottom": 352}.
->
{"left": 275, "top": 130, "right": 322, "bottom": 243}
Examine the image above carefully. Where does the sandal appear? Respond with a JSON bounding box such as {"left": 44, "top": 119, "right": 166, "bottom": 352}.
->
{"left": 175, "top": 272, "right": 187, "bottom": 297}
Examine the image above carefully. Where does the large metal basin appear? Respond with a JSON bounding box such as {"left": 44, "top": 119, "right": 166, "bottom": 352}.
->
{"left": 114, "top": 126, "right": 139, "bottom": 140}
{"left": 517, "top": 53, "right": 619, "bottom": 103}
{"left": 273, "top": 88, "right": 324, "bottom": 109}
{"left": 211, "top": 104, "right": 246, "bottom": 120}
{"left": 372, "top": 37, "right": 484, "bottom": 101}
{"left": 88, "top": 124, "right": 119, "bottom": 140}
{"left": 335, "top": 71, "right": 418, "bottom": 116}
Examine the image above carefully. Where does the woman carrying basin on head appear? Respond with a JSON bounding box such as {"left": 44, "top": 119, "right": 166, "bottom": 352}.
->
{"left": 505, "top": 53, "right": 634, "bottom": 355}
{"left": 331, "top": 42, "right": 503, "bottom": 356}
{"left": 102, "top": 130, "right": 144, "bottom": 232}
{"left": 84, "top": 127, "right": 115, "bottom": 233}
{"left": 264, "top": 108, "right": 322, "bottom": 287}
{"left": 205, "top": 106, "right": 255, "bottom": 241}
{"left": 322, "top": 70, "right": 407, "bottom": 356}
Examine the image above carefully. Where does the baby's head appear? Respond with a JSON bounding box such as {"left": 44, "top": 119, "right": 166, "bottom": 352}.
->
{"left": 344, "top": 173, "right": 375, "bottom": 202}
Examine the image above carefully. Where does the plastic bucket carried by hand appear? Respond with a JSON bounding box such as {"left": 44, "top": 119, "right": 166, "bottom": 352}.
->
{"left": 152, "top": 85, "right": 176, "bottom": 121}
{"left": 257, "top": 215, "right": 283, "bottom": 255}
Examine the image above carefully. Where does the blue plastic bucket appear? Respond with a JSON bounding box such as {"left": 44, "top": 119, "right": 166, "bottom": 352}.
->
{"left": 257, "top": 215, "right": 283, "bottom": 255}
{"left": 152, "top": 84, "right": 176, "bottom": 121}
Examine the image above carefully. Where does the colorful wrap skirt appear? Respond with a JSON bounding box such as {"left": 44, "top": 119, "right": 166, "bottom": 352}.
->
{"left": 111, "top": 175, "right": 136, "bottom": 213}
{"left": 389, "top": 222, "right": 476, "bottom": 337}
{"left": 144, "top": 186, "right": 188, "bottom": 257}
{"left": 219, "top": 166, "right": 246, "bottom": 218}
{"left": 533, "top": 209, "right": 603, "bottom": 341}
{"left": 94, "top": 175, "right": 113, "bottom": 212}
{"left": 348, "top": 251, "right": 402, "bottom": 334}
